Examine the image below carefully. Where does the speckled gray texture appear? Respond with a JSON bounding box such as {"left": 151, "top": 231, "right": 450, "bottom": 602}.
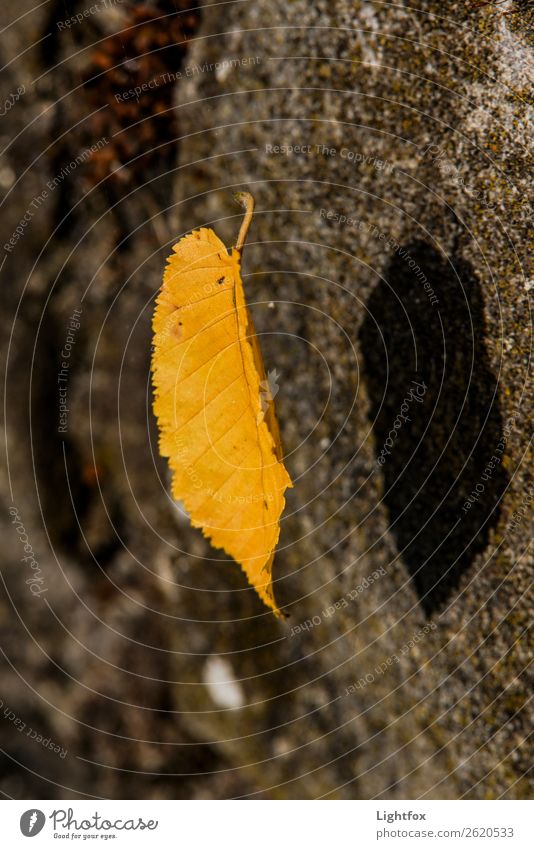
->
{"left": 167, "top": 0, "right": 533, "bottom": 798}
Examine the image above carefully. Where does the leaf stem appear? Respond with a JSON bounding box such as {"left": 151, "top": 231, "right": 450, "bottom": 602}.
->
{"left": 234, "top": 191, "right": 255, "bottom": 253}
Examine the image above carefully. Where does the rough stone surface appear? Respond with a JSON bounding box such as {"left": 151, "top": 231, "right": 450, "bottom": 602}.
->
{"left": 0, "top": 0, "right": 532, "bottom": 799}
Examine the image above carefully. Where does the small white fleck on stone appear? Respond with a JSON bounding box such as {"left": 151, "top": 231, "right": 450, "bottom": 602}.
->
{"left": 202, "top": 656, "right": 245, "bottom": 709}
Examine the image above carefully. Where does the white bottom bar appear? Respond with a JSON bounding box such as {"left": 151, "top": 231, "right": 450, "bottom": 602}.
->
{"left": 2, "top": 800, "right": 533, "bottom": 847}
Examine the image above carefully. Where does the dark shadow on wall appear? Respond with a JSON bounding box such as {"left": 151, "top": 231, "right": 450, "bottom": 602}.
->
{"left": 360, "top": 241, "right": 508, "bottom": 616}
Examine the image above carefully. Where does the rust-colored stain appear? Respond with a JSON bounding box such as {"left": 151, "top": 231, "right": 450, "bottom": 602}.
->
{"left": 82, "top": 1, "right": 200, "bottom": 185}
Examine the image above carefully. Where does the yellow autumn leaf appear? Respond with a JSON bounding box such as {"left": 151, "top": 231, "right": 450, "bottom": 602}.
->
{"left": 152, "top": 192, "right": 292, "bottom": 616}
